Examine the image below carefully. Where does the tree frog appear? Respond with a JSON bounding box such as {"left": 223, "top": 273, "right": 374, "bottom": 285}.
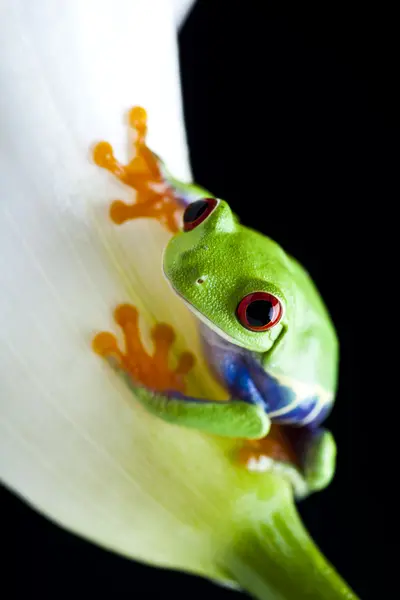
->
{"left": 114, "top": 189, "right": 337, "bottom": 493}
{"left": 93, "top": 109, "right": 338, "bottom": 495}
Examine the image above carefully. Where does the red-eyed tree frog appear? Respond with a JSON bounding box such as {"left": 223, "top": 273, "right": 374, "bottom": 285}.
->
{"left": 118, "top": 187, "right": 338, "bottom": 494}
{"left": 93, "top": 110, "right": 338, "bottom": 496}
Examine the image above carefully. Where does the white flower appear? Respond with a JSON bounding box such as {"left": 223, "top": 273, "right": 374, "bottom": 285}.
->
{"left": 0, "top": 2, "right": 358, "bottom": 598}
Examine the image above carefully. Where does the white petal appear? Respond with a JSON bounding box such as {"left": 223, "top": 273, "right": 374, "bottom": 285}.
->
{"left": 1, "top": 8, "right": 354, "bottom": 599}
{"left": 0, "top": 0, "right": 229, "bottom": 579}
{"left": 174, "top": 0, "right": 197, "bottom": 28}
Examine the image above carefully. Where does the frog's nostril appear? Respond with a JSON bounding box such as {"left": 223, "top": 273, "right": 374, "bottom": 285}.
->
{"left": 196, "top": 277, "right": 207, "bottom": 285}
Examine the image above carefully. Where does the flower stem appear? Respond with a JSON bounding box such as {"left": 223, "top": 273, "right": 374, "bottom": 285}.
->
{"left": 221, "top": 486, "right": 358, "bottom": 600}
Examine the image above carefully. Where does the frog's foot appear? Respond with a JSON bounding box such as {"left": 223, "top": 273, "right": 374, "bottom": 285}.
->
{"left": 92, "top": 106, "right": 182, "bottom": 233}
{"left": 303, "top": 429, "right": 337, "bottom": 492}
{"left": 109, "top": 195, "right": 179, "bottom": 232}
{"left": 92, "top": 303, "right": 195, "bottom": 393}
{"left": 93, "top": 305, "right": 270, "bottom": 439}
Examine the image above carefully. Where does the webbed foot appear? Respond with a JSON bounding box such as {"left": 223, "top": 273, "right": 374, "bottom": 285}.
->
{"left": 93, "top": 305, "right": 270, "bottom": 439}
{"left": 92, "top": 107, "right": 182, "bottom": 232}
{"left": 92, "top": 303, "right": 195, "bottom": 393}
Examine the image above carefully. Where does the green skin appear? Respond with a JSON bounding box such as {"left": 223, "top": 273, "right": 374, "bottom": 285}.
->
{"left": 111, "top": 175, "right": 338, "bottom": 496}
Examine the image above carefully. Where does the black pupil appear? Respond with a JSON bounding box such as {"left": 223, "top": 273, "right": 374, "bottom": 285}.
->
{"left": 183, "top": 199, "right": 209, "bottom": 223}
{"left": 246, "top": 300, "right": 273, "bottom": 327}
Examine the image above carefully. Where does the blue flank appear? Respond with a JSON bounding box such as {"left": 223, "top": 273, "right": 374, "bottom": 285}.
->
{"left": 199, "top": 325, "right": 332, "bottom": 429}
{"left": 271, "top": 395, "right": 320, "bottom": 425}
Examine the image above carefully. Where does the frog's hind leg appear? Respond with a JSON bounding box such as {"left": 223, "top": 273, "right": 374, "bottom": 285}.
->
{"left": 287, "top": 426, "right": 337, "bottom": 492}
{"left": 240, "top": 425, "right": 336, "bottom": 496}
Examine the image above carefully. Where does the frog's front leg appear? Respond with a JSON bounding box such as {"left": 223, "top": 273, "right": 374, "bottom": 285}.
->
{"left": 117, "top": 371, "right": 270, "bottom": 439}
{"left": 93, "top": 304, "right": 270, "bottom": 440}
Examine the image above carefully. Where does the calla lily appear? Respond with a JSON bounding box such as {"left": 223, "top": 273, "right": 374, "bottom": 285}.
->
{"left": 0, "top": 2, "right": 358, "bottom": 598}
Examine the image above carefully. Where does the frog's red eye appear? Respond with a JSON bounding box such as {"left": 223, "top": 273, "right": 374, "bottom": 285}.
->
{"left": 183, "top": 198, "right": 218, "bottom": 231}
{"left": 236, "top": 292, "right": 283, "bottom": 331}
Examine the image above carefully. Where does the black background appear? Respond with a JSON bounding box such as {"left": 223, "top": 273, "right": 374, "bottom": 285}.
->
{"left": 2, "top": 2, "right": 398, "bottom": 598}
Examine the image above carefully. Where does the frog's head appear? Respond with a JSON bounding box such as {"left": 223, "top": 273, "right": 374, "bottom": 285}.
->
{"left": 163, "top": 198, "right": 295, "bottom": 353}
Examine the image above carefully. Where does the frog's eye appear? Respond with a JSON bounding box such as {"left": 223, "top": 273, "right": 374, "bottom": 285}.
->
{"left": 236, "top": 292, "right": 283, "bottom": 331}
{"left": 183, "top": 198, "right": 218, "bottom": 232}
